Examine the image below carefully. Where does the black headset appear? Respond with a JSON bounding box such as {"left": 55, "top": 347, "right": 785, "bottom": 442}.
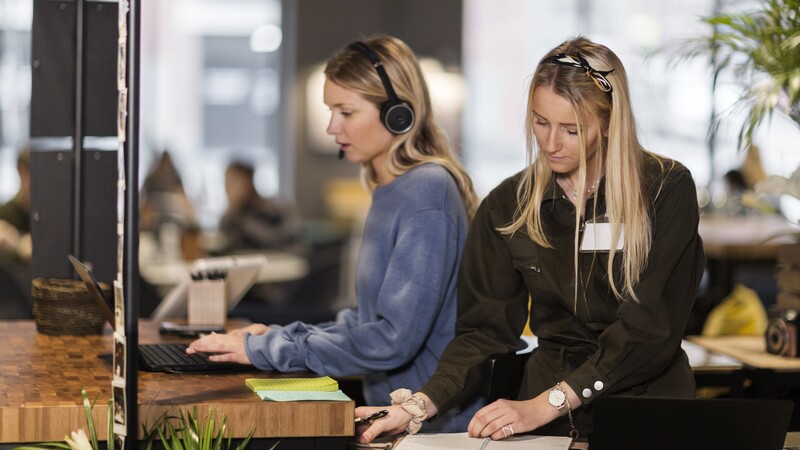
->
{"left": 348, "top": 41, "right": 415, "bottom": 135}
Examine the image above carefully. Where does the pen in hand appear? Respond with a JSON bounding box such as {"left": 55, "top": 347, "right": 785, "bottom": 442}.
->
{"left": 354, "top": 409, "right": 389, "bottom": 424}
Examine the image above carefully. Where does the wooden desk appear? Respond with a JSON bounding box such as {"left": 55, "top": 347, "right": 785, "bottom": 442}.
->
{"left": 687, "top": 335, "right": 800, "bottom": 372}
{"left": 0, "top": 321, "right": 354, "bottom": 444}
{"left": 697, "top": 215, "right": 800, "bottom": 312}
{"left": 698, "top": 215, "right": 799, "bottom": 261}
{"left": 687, "top": 334, "right": 800, "bottom": 410}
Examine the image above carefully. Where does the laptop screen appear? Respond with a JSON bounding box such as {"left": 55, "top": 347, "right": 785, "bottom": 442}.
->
{"left": 69, "top": 254, "right": 116, "bottom": 331}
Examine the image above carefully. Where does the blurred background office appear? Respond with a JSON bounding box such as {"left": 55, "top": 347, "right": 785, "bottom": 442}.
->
{"left": 1, "top": 0, "right": 798, "bottom": 324}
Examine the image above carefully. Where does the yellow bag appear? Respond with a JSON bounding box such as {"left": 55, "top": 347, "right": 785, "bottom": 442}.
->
{"left": 701, "top": 284, "right": 768, "bottom": 336}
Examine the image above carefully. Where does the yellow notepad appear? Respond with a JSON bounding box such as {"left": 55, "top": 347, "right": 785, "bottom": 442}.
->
{"left": 245, "top": 376, "right": 339, "bottom": 392}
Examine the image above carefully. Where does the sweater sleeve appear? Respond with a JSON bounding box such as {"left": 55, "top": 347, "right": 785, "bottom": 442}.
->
{"left": 421, "top": 185, "right": 530, "bottom": 414}
{"left": 244, "top": 208, "right": 461, "bottom": 377}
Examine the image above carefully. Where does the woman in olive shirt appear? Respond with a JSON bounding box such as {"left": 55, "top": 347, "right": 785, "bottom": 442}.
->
{"left": 354, "top": 36, "right": 705, "bottom": 443}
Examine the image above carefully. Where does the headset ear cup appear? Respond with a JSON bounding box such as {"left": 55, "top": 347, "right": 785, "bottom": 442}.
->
{"left": 381, "top": 101, "right": 415, "bottom": 134}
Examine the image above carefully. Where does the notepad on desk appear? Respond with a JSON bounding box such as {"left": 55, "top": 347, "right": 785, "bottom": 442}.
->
{"left": 245, "top": 376, "right": 350, "bottom": 402}
{"left": 246, "top": 376, "right": 340, "bottom": 392}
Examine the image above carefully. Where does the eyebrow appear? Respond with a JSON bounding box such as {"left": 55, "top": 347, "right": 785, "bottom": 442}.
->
{"left": 531, "top": 110, "right": 577, "bottom": 127}
{"left": 327, "top": 101, "right": 360, "bottom": 109}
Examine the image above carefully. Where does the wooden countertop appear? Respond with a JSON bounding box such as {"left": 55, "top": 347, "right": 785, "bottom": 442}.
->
{"left": 687, "top": 335, "right": 800, "bottom": 371}
{"left": 0, "top": 320, "right": 354, "bottom": 443}
{"left": 698, "top": 215, "right": 799, "bottom": 261}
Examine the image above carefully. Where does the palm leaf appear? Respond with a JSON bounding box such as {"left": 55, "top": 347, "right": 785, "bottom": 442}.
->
{"left": 672, "top": 0, "right": 800, "bottom": 148}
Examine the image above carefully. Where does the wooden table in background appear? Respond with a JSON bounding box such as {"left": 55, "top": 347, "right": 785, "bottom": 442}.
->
{"left": 0, "top": 320, "right": 354, "bottom": 445}
{"left": 698, "top": 215, "right": 800, "bottom": 307}
{"left": 687, "top": 334, "right": 800, "bottom": 403}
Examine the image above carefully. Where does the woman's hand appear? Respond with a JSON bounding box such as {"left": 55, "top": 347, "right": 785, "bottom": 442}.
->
{"left": 227, "top": 323, "right": 270, "bottom": 337}
{"left": 354, "top": 405, "right": 411, "bottom": 444}
{"left": 468, "top": 383, "right": 579, "bottom": 440}
{"left": 468, "top": 398, "right": 546, "bottom": 440}
{"left": 186, "top": 332, "right": 252, "bottom": 364}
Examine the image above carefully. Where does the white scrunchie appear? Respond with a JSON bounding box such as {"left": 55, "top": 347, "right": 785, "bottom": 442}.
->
{"left": 390, "top": 388, "right": 428, "bottom": 435}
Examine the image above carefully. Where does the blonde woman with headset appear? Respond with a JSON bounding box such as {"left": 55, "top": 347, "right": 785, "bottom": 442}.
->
{"left": 188, "top": 35, "right": 484, "bottom": 433}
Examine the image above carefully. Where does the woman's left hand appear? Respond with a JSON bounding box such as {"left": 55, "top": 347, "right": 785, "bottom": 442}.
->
{"left": 186, "top": 332, "right": 252, "bottom": 364}
{"left": 467, "top": 397, "right": 554, "bottom": 440}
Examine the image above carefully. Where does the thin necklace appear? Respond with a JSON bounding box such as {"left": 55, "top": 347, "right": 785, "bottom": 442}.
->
{"left": 561, "top": 175, "right": 598, "bottom": 200}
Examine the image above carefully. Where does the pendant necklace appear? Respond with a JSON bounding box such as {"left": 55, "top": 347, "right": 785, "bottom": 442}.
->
{"left": 562, "top": 176, "right": 598, "bottom": 200}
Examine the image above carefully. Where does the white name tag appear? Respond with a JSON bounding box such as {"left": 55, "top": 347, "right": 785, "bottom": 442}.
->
{"left": 580, "top": 222, "right": 624, "bottom": 252}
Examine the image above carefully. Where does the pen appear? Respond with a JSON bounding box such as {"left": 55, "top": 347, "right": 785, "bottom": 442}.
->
{"left": 354, "top": 409, "right": 389, "bottom": 424}
{"left": 478, "top": 437, "right": 490, "bottom": 450}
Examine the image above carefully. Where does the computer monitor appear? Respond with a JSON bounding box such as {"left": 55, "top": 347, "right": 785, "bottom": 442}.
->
{"left": 149, "top": 254, "right": 267, "bottom": 321}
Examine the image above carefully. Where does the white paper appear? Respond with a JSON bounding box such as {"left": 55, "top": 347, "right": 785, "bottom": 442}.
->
{"left": 394, "top": 432, "right": 572, "bottom": 449}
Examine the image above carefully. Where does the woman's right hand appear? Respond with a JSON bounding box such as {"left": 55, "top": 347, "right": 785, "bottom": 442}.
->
{"left": 227, "top": 323, "right": 270, "bottom": 337}
{"left": 354, "top": 405, "right": 411, "bottom": 444}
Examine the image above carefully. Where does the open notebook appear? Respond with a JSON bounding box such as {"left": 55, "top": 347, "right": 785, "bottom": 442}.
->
{"left": 69, "top": 255, "right": 252, "bottom": 373}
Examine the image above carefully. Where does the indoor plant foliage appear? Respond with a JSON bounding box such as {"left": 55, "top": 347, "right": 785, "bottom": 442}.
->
{"left": 682, "top": 0, "right": 800, "bottom": 148}
{"left": 141, "top": 408, "right": 262, "bottom": 450}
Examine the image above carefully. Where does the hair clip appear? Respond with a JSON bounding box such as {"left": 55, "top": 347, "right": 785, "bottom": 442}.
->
{"left": 543, "top": 52, "right": 614, "bottom": 94}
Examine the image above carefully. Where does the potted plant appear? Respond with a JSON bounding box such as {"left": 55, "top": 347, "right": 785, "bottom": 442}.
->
{"left": 680, "top": 0, "right": 800, "bottom": 314}
{"left": 680, "top": 0, "right": 800, "bottom": 148}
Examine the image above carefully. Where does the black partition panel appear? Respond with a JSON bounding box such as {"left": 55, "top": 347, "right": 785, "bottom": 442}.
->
{"left": 30, "top": 0, "right": 76, "bottom": 137}
{"left": 29, "top": 0, "right": 119, "bottom": 282}
{"left": 84, "top": 2, "right": 118, "bottom": 136}
{"left": 80, "top": 149, "right": 117, "bottom": 282}
{"left": 29, "top": 149, "right": 74, "bottom": 279}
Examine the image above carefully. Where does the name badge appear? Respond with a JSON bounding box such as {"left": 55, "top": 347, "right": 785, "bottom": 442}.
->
{"left": 580, "top": 221, "right": 624, "bottom": 252}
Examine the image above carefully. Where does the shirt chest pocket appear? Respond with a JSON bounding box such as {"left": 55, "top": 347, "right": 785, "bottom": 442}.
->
{"left": 511, "top": 256, "right": 544, "bottom": 291}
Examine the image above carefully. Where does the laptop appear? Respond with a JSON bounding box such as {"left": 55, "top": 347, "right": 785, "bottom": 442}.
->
{"left": 590, "top": 396, "right": 793, "bottom": 450}
{"left": 68, "top": 255, "right": 253, "bottom": 373}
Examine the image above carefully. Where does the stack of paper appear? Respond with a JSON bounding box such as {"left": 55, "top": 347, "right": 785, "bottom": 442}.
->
{"left": 245, "top": 376, "right": 350, "bottom": 402}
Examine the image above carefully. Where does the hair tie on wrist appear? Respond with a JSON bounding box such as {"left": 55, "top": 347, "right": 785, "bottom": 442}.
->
{"left": 390, "top": 388, "right": 428, "bottom": 435}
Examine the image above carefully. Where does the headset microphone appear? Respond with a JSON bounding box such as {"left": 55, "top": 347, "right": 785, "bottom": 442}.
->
{"left": 338, "top": 149, "right": 345, "bottom": 160}
{"left": 348, "top": 41, "right": 415, "bottom": 135}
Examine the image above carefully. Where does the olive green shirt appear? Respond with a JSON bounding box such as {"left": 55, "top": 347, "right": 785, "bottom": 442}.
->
{"left": 421, "top": 154, "right": 705, "bottom": 430}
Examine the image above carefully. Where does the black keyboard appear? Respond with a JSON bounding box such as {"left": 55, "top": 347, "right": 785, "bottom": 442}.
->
{"left": 138, "top": 343, "right": 248, "bottom": 373}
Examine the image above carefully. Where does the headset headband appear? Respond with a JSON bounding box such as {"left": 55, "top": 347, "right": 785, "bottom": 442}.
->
{"left": 348, "top": 41, "right": 402, "bottom": 104}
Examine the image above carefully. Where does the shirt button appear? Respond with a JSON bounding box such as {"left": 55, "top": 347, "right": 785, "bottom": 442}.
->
{"left": 594, "top": 381, "right": 604, "bottom": 391}
{"left": 582, "top": 388, "right": 592, "bottom": 398}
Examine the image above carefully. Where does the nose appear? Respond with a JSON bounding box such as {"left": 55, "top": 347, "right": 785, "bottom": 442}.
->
{"left": 326, "top": 114, "right": 339, "bottom": 136}
{"left": 542, "top": 129, "right": 561, "bottom": 153}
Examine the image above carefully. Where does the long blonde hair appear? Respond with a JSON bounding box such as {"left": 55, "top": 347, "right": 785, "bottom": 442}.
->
{"left": 324, "top": 35, "right": 478, "bottom": 219}
{"left": 500, "top": 36, "right": 662, "bottom": 303}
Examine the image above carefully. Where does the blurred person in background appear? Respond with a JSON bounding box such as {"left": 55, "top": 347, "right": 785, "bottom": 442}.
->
{"left": 0, "top": 146, "right": 33, "bottom": 318}
{"left": 139, "top": 150, "right": 202, "bottom": 261}
{"left": 217, "top": 160, "right": 307, "bottom": 255}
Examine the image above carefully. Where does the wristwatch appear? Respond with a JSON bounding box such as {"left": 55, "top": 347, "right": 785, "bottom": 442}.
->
{"left": 548, "top": 384, "right": 568, "bottom": 410}
{"left": 548, "top": 382, "right": 579, "bottom": 439}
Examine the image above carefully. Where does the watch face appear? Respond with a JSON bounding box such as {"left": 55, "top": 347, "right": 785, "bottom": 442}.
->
{"left": 548, "top": 388, "right": 566, "bottom": 408}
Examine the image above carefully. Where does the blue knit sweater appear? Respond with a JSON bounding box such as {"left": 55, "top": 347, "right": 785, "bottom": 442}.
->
{"left": 244, "top": 163, "right": 484, "bottom": 432}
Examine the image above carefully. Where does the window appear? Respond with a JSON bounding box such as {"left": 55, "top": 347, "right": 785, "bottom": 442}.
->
{"left": 140, "top": 0, "right": 284, "bottom": 229}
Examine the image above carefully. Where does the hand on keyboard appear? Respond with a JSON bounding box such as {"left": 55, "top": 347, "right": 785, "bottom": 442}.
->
{"left": 186, "top": 331, "right": 253, "bottom": 365}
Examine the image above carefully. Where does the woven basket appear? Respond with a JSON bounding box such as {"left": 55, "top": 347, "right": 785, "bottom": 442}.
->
{"left": 32, "top": 278, "right": 111, "bottom": 335}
